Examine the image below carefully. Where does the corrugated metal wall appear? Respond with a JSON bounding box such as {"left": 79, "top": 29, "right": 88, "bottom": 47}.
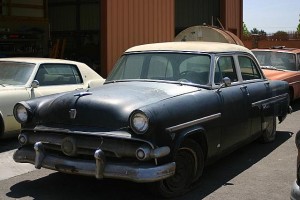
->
{"left": 49, "top": 5, "right": 76, "bottom": 31}
{"left": 220, "top": 0, "right": 243, "bottom": 38}
{"left": 1, "top": 0, "right": 45, "bottom": 17}
{"left": 175, "top": 0, "right": 220, "bottom": 34}
{"left": 101, "top": 0, "right": 175, "bottom": 76}
{"left": 49, "top": 2, "right": 99, "bottom": 31}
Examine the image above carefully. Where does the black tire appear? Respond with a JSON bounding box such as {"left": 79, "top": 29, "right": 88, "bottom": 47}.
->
{"left": 261, "top": 116, "right": 277, "bottom": 143}
{"left": 150, "top": 139, "right": 204, "bottom": 198}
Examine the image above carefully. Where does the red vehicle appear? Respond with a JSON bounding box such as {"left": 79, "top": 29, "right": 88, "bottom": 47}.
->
{"left": 252, "top": 46, "right": 300, "bottom": 101}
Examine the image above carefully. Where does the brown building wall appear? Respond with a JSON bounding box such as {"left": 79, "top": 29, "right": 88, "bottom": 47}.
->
{"left": 220, "top": 0, "right": 243, "bottom": 38}
{"left": 100, "top": 0, "right": 175, "bottom": 77}
{"left": 243, "top": 39, "right": 300, "bottom": 50}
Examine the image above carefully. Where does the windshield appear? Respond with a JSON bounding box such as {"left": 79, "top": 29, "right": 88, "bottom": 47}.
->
{"left": 252, "top": 51, "right": 296, "bottom": 71}
{"left": 0, "top": 61, "right": 35, "bottom": 86}
{"left": 107, "top": 52, "right": 211, "bottom": 85}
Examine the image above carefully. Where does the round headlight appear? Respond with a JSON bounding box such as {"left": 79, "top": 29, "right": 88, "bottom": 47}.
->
{"left": 14, "top": 104, "right": 29, "bottom": 124}
{"left": 130, "top": 111, "right": 149, "bottom": 134}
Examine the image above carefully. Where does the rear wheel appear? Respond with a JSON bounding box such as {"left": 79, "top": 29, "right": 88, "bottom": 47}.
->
{"left": 150, "top": 139, "right": 204, "bottom": 198}
{"left": 261, "top": 116, "right": 276, "bottom": 143}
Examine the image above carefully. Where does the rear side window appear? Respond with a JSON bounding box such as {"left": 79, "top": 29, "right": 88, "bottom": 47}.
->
{"left": 238, "top": 56, "right": 262, "bottom": 80}
{"left": 35, "top": 64, "right": 83, "bottom": 86}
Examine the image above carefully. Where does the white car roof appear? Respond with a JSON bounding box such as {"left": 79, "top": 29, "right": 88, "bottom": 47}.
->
{"left": 126, "top": 41, "right": 253, "bottom": 55}
{"left": 0, "top": 57, "right": 83, "bottom": 65}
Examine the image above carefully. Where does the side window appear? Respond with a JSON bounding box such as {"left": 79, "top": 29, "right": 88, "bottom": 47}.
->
{"left": 215, "top": 56, "right": 237, "bottom": 84}
{"left": 35, "top": 64, "right": 83, "bottom": 86}
{"left": 147, "top": 56, "right": 173, "bottom": 79}
{"left": 238, "top": 56, "right": 262, "bottom": 81}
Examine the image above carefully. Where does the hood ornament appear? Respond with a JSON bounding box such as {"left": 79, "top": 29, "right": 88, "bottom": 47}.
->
{"left": 69, "top": 109, "right": 77, "bottom": 119}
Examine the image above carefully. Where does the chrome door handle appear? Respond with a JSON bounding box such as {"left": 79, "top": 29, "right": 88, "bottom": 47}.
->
{"left": 240, "top": 85, "right": 250, "bottom": 96}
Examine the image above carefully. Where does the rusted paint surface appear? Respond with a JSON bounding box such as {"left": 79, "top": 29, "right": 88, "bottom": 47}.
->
{"left": 175, "top": 25, "right": 244, "bottom": 46}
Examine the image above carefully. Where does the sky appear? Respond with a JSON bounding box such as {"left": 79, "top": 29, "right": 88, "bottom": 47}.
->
{"left": 243, "top": 0, "right": 300, "bottom": 34}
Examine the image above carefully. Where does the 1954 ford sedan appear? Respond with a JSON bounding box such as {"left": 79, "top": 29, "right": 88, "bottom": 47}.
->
{"left": 13, "top": 42, "right": 291, "bottom": 198}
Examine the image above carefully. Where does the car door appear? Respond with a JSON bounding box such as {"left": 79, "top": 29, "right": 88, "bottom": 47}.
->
{"left": 236, "top": 55, "right": 270, "bottom": 137}
{"left": 214, "top": 55, "right": 252, "bottom": 151}
{"left": 30, "top": 63, "right": 85, "bottom": 98}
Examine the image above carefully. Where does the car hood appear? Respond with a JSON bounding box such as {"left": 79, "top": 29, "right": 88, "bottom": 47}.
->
{"left": 36, "top": 81, "right": 202, "bottom": 130}
{"left": 262, "top": 69, "right": 300, "bottom": 81}
{"left": 0, "top": 85, "right": 25, "bottom": 91}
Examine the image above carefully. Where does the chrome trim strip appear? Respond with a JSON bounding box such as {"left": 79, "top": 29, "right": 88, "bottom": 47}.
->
{"left": 252, "top": 93, "right": 288, "bottom": 108}
{"left": 22, "top": 130, "right": 156, "bottom": 151}
{"left": 166, "top": 113, "right": 221, "bottom": 132}
{"left": 31, "top": 126, "right": 133, "bottom": 139}
{"left": 289, "top": 80, "right": 300, "bottom": 85}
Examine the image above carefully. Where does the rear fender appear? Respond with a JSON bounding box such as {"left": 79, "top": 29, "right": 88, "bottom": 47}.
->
{"left": 258, "top": 92, "right": 290, "bottom": 124}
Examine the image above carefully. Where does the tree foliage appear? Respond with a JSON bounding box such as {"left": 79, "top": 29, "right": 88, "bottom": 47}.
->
{"left": 243, "top": 22, "right": 250, "bottom": 37}
{"left": 250, "top": 28, "right": 267, "bottom": 36}
{"left": 272, "top": 31, "right": 289, "bottom": 40}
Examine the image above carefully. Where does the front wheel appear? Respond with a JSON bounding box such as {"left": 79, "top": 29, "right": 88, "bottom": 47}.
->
{"left": 261, "top": 116, "right": 277, "bottom": 143}
{"left": 150, "top": 139, "right": 204, "bottom": 198}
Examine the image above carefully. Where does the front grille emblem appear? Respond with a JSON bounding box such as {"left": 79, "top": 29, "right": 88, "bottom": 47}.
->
{"left": 69, "top": 109, "right": 77, "bottom": 119}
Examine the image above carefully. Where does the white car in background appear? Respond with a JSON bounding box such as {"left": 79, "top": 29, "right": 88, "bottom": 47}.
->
{"left": 0, "top": 57, "right": 105, "bottom": 138}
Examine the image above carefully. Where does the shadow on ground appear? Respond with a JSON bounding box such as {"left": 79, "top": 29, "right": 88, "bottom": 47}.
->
{"left": 0, "top": 138, "right": 19, "bottom": 153}
{"left": 6, "top": 130, "right": 292, "bottom": 200}
{"left": 177, "top": 130, "right": 293, "bottom": 200}
{"left": 290, "top": 99, "right": 300, "bottom": 112}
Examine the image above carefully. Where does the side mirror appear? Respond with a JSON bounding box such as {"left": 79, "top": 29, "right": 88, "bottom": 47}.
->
{"left": 223, "top": 77, "right": 231, "bottom": 87}
{"left": 216, "top": 77, "right": 232, "bottom": 93}
{"left": 31, "top": 80, "right": 40, "bottom": 88}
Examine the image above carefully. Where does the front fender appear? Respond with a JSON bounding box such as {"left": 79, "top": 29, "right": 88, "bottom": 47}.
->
{"left": 173, "top": 125, "right": 208, "bottom": 159}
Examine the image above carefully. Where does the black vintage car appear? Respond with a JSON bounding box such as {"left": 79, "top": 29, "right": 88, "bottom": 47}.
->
{"left": 13, "top": 42, "right": 290, "bottom": 197}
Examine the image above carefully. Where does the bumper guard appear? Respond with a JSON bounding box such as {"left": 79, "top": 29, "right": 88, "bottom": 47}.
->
{"left": 13, "top": 142, "right": 176, "bottom": 183}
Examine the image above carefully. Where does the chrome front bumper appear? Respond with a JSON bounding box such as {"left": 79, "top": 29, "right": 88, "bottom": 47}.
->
{"left": 13, "top": 143, "right": 176, "bottom": 183}
{"left": 291, "top": 180, "right": 300, "bottom": 200}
